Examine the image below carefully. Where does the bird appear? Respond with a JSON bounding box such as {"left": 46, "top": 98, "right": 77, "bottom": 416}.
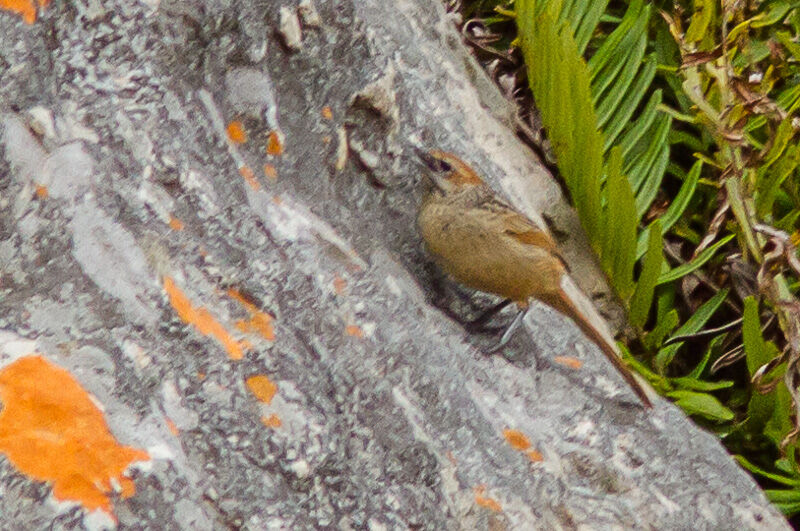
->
{"left": 416, "top": 149, "right": 653, "bottom": 408}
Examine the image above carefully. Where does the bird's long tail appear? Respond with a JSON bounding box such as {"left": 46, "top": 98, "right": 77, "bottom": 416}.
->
{"left": 546, "top": 290, "right": 653, "bottom": 408}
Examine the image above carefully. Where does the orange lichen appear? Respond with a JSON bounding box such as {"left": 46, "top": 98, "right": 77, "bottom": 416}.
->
{"left": 226, "top": 120, "right": 247, "bottom": 144}
{"left": 272, "top": 195, "right": 283, "bottom": 205}
{"left": 263, "top": 163, "right": 278, "bottom": 180}
{"left": 168, "top": 215, "right": 184, "bottom": 231}
{"left": 246, "top": 375, "right": 277, "bottom": 404}
{"left": 0, "top": 355, "right": 149, "bottom": 516}
{"left": 266, "top": 130, "right": 284, "bottom": 156}
{"left": 239, "top": 165, "right": 261, "bottom": 191}
{"left": 235, "top": 319, "right": 272, "bottom": 341}
{"left": 345, "top": 324, "right": 364, "bottom": 338}
{"left": 35, "top": 184, "right": 48, "bottom": 199}
{"left": 473, "top": 485, "right": 502, "bottom": 513}
{"left": 227, "top": 288, "right": 275, "bottom": 341}
{"left": 527, "top": 449, "right": 544, "bottom": 462}
{"left": 197, "top": 372, "right": 206, "bottom": 380}
{"left": 260, "top": 414, "right": 282, "bottom": 428}
{"left": 1, "top": 0, "right": 49, "bottom": 24}
{"left": 502, "top": 428, "right": 531, "bottom": 451}
{"left": 321, "top": 106, "right": 333, "bottom": 120}
{"left": 553, "top": 356, "right": 583, "bottom": 369}
{"left": 163, "top": 276, "right": 246, "bottom": 360}
{"left": 321, "top": 135, "right": 332, "bottom": 144}
{"left": 347, "top": 251, "right": 364, "bottom": 271}
{"left": 165, "top": 418, "right": 180, "bottom": 436}
{"left": 332, "top": 274, "right": 347, "bottom": 295}
{"left": 446, "top": 450, "right": 458, "bottom": 466}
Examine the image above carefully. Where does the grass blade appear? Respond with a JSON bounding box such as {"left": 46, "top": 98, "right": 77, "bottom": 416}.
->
{"left": 630, "top": 219, "right": 663, "bottom": 328}
{"left": 657, "top": 234, "right": 735, "bottom": 285}
{"left": 655, "top": 288, "right": 729, "bottom": 372}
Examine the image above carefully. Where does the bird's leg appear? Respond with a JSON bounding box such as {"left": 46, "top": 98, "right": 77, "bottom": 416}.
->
{"left": 465, "top": 299, "right": 513, "bottom": 332}
{"left": 488, "top": 307, "right": 527, "bottom": 353}
{"left": 428, "top": 261, "right": 511, "bottom": 330}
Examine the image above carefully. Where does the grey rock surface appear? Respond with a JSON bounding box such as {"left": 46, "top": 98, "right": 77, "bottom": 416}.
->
{"left": 0, "top": 0, "right": 787, "bottom": 529}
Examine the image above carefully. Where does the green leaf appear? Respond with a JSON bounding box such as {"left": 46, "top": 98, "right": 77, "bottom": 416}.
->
{"left": 630, "top": 219, "right": 663, "bottom": 328}
{"left": 655, "top": 288, "right": 729, "bottom": 372}
{"left": 668, "top": 129, "right": 707, "bottom": 151}
{"left": 742, "top": 297, "right": 776, "bottom": 377}
{"left": 772, "top": 502, "right": 800, "bottom": 517}
{"left": 617, "top": 89, "right": 661, "bottom": 159}
{"left": 762, "top": 118, "right": 796, "bottom": 169}
{"left": 574, "top": 0, "right": 609, "bottom": 53}
{"left": 558, "top": 0, "right": 578, "bottom": 29}
{"left": 658, "top": 159, "right": 703, "bottom": 231}
{"left": 733, "top": 38, "right": 773, "bottom": 69}
{"left": 603, "top": 72, "right": 659, "bottom": 151}
{"left": 765, "top": 384, "right": 796, "bottom": 450}
{"left": 588, "top": 0, "right": 643, "bottom": 79}
{"left": 595, "top": 26, "right": 648, "bottom": 129}
{"left": 756, "top": 143, "right": 800, "bottom": 219}
{"left": 643, "top": 308, "right": 679, "bottom": 351}
{"left": 747, "top": 84, "right": 800, "bottom": 132}
{"left": 517, "top": 0, "right": 604, "bottom": 244}
{"left": 741, "top": 296, "right": 791, "bottom": 445}
{"left": 669, "top": 377, "right": 734, "bottom": 391}
{"left": 776, "top": 457, "right": 797, "bottom": 476}
{"left": 776, "top": 210, "right": 800, "bottom": 232}
{"left": 667, "top": 390, "right": 734, "bottom": 421}
{"left": 632, "top": 132, "right": 670, "bottom": 218}
{"left": 636, "top": 160, "right": 702, "bottom": 258}
{"left": 619, "top": 343, "right": 671, "bottom": 392}
{"left": 735, "top": 455, "right": 800, "bottom": 487}
{"left": 656, "top": 234, "right": 735, "bottom": 285}
{"left": 775, "top": 30, "right": 800, "bottom": 60}
{"left": 517, "top": 0, "right": 669, "bottom": 330}
{"left": 765, "top": 489, "right": 800, "bottom": 503}
{"left": 666, "top": 288, "right": 729, "bottom": 341}
{"left": 751, "top": 2, "right": 794, "bottom": 27}
{"left": 770, "top": 500, "right": 800, "bottom": 517}
{"left": 602, "top": 147, "right": 637, "bottom": 299}
{"left": 684, "top": 0, "right": 716, "bottom": 44}
{"left": 686, "top": 334, "right": 726, "bottom": 378}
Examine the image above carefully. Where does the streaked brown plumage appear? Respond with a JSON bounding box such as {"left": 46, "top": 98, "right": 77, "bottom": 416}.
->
{"left": 417, "top": 150, "right": 652, "bottom": 408}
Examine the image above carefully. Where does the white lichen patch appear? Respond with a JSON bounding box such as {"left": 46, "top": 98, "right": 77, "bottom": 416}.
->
{"left": 278, "top": 6, "right": 303, "bottom": 51}
{"left": 298, "top": 0, "right": 321, "bottom": 27}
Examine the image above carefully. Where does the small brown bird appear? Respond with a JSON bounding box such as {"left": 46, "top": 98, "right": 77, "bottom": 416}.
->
{"left": 416, "top": 149, "right": 652, "bottom": 408}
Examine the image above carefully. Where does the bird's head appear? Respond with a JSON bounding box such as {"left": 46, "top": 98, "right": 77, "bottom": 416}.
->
{"left": 415, "top": 149, "right": 484, "bottom": 195}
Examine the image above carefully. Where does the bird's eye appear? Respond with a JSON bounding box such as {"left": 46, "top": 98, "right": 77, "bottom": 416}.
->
{"left": 436, "top": 160, "right": 452, "bottom": 172}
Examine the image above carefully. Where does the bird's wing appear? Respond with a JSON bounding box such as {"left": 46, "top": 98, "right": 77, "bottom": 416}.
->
{"left": 467, "top": 187, "right": 569, "bottom": 269}
{"left": 491, "top": 202, "right": 568, "bottom": 270}
{"left": 501, "top": 212, "right": 558, "bottom": 250}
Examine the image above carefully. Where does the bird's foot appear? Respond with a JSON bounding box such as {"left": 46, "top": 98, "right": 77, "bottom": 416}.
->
{"left": 487, "top": 309, "right": 526, "bottom": 354}
{"left": 464, "top": 299, "right": 513, "bottom": 332}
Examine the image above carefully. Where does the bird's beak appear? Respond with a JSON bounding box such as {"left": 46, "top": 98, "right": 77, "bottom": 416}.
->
{"left": 413, "top": 148, "right": 448, "bottom": 192}
{"left": 414, "top": 147, "right": 439, "bottom": 171}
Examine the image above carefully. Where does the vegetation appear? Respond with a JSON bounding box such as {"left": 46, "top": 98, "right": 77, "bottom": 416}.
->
{"left": 455, "top": 0, "right": 800, "bottom": 517}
